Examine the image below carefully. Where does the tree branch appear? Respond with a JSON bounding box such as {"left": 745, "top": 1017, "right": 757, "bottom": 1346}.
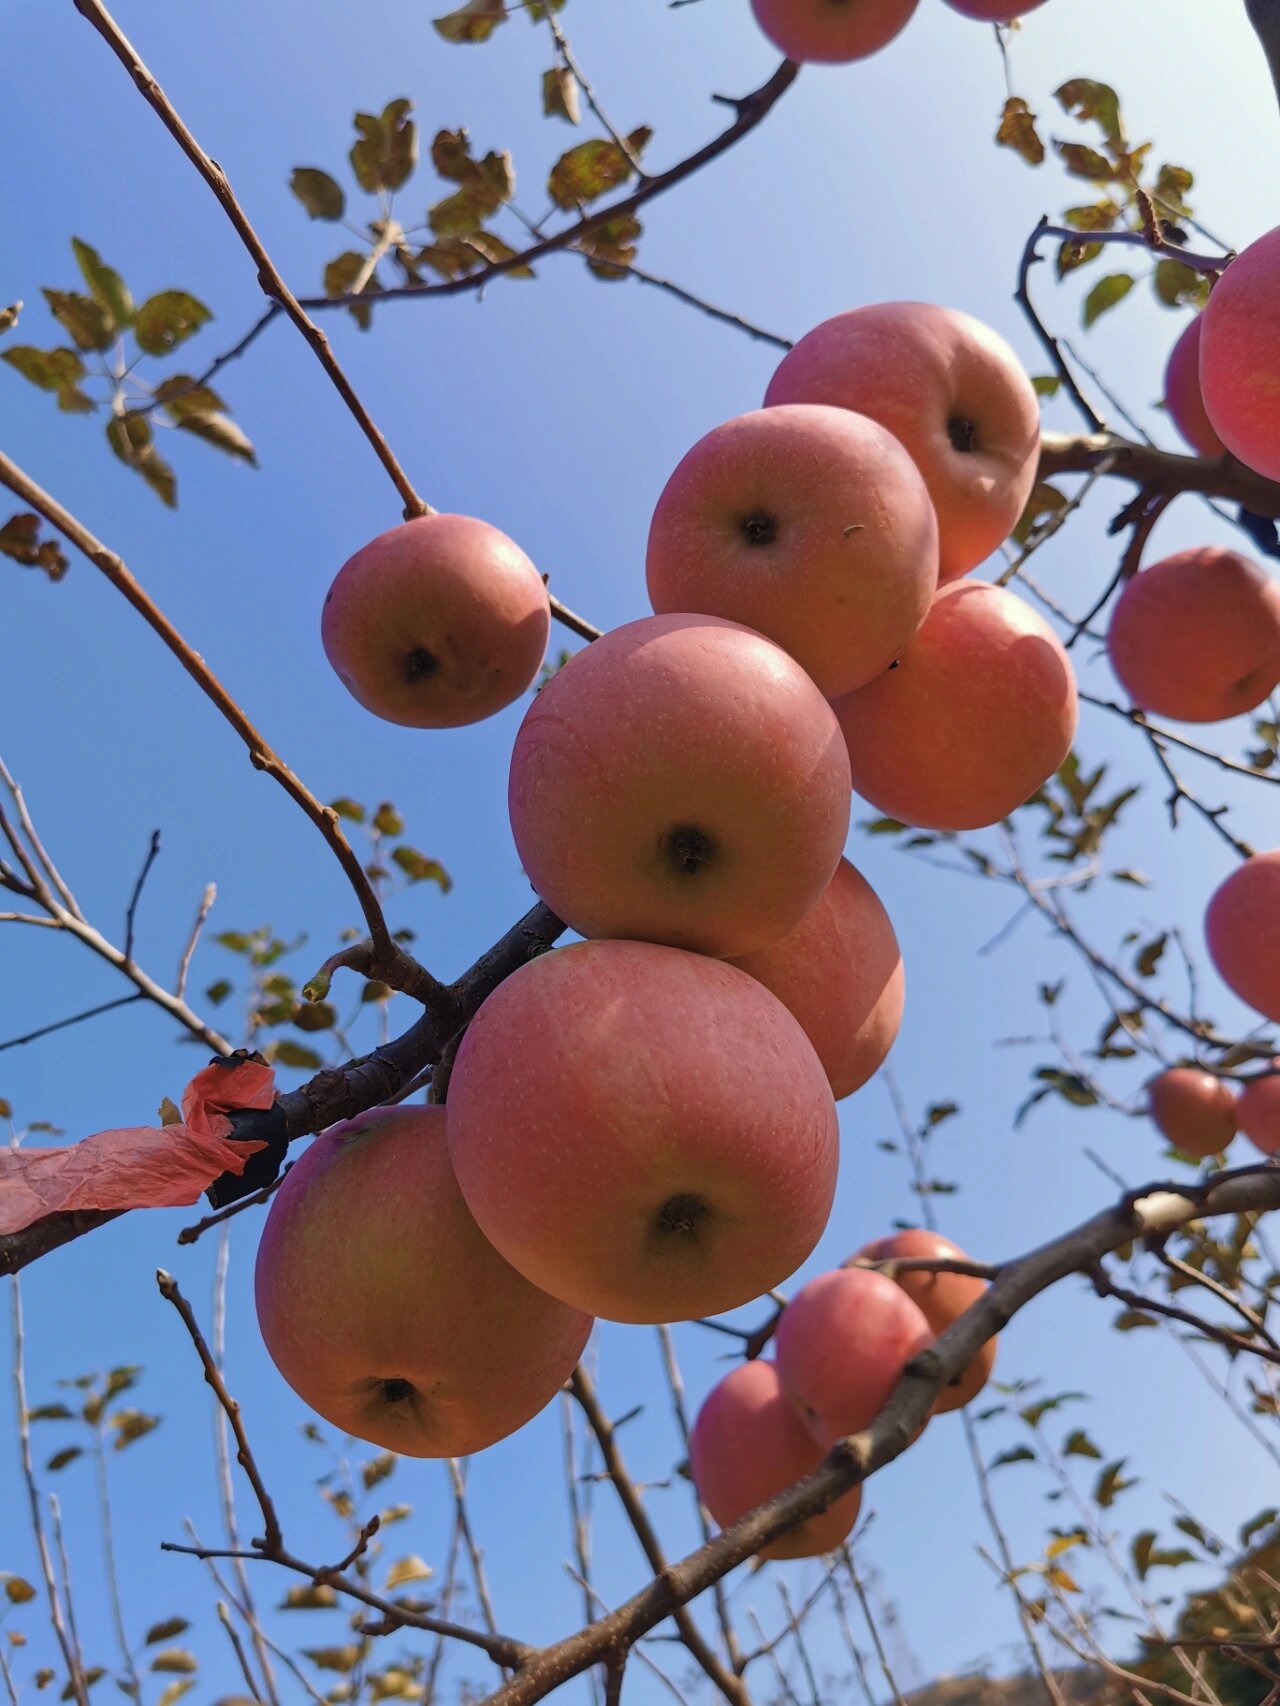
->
{"left": 1247, "top": 0, "right": 1280, "bottom": 111}
{"left": 1038, "top": 432, "right": 1280, "bottom": 516}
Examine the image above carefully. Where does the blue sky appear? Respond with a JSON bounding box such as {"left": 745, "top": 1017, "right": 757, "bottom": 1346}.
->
{"left": 2, "top": 1, "right": 1279, "bottom": 1701}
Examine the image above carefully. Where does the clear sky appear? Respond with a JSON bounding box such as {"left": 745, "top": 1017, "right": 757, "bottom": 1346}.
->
{"left": 2, "top": 1, "right": 1279, "bottom": 1702}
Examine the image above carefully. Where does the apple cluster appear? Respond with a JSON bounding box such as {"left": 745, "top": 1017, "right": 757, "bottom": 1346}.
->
{"left": 1147, "top": 1063, "right": 1280, "bottom": 1163}
{"left": 748, "top": 0, "right": 1047, "bottom": 67}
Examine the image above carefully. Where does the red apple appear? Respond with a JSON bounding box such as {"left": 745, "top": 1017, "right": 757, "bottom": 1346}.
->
{"left": 446, "top": 940, "right": 839, "bottom": 1325}
{"left": 254, "top": 1105, "right": 592, "bottom": 1456}
{"left": 765, "top": 303, "right": 1041, "bottom": 580}
{"left": 322, "top": 514, "right": 550, "bottom": 727}
{"left": 646, "top": 405, "right": 939, "bottom": 697}
{"left": 1164, "top": 316, "right": 1226, "bottom": 460}
{"left": 943, "top": 0, "right": 1045, "bottom": 15}
{"left": 1106, "top": 547, "right": 1280, "bottom": 723}
{"left": 1201, "top": 225, "right": 1280, "bottom": 481}
{"left": 1147, "top": 1068, "right": 1238, "bottom": 1159}
{"left": 1206, "top": 851, "right": 1280, "bottom": 1023}
{"left": 729, "top": 857, "right": 904, "bottom": 1099}
{"left": 1238, "top": 1064, "right": 1280, "bottom": 1156}
{"left": 508, "top": 614, "right": 851, "bottom": 957}
{"left": 750, "top": 0, "right": 918, "bottom": 63}
{"left": 852, "top": 1230, "right": 996, "bottom": 1412}
{"left": 689, "top": 1360, "right": 863, "bottom": 1561}
{"left": 832, "top": 580, "right": 1078, "bottom": 831}
{"left": 775, "top": 1268, "right": 934, "bottom": 1447}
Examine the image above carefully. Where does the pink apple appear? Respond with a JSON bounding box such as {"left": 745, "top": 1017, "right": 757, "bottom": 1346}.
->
{"left": 729, "top": 857, "right": 904, "bottom": 1099}
{"left": 446, "top": 939, "right": 839, "bottom": 1325}
{"left": 646, "top": 405, "right": 939, "bottom": 697}
{"left": 750, "top": 0, "right": 919, "bottom": 63}
{"left": 508, "top": 614, "right": 851, "bottom": 957}
{"left": 1201, "top": 225, "right": 1280, "bottom": 481}
{"left": 1164, "top": 316, "right": 1226, "bottom": 459}
{"left": 1147, "top": 1068, "right": 1238, "bottom": 1160}
{"left": 321, "top": 513, "right": 550, "bottom": 728}
{"left": 1106, "top": 547, "right": 1280, "bottom": 723}
{"left": 943, "top": 0, "right": 1045, "bottom": 16}
{"left": 775, "top": 1268, "right": 934, "bottom": 1447}
{"left": 765, "top": 303, "right": 1041, "bottom": 580}
{"left": 254, "top": 1105, "right": 592, "bottom": 1456}
{"left": 852, "top": 1230, "right": 996, "bottom": 1411}
{"left": 1238, "top": 1065, "right": 1280, "bottom": 1156}
{"left": 1206, "top": 851, "right": 1280, "bottom": 1023}
{"left": 689, "top": 1360, "right": 863, "bottom": 1561}
{"left": 833, "top": 580, "right": 1078, "bottom": 831}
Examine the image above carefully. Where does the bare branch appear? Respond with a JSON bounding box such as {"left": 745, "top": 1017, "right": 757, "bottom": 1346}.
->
{"left": 0, "top": 992, "right": 146, "bottom": 1055}
{"left": 123, "top": 828, "right": 161, "bottom": 964}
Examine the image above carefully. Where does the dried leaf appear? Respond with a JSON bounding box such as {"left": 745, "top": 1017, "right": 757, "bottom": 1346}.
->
{"left": 432, "top": 0, "right": 507, "bottom": 42}
{"left": 0, "top": 514, "right": 69, "bottom": 581}
{"left": 543, "top": 66, "right": 581, "bottom": 124}
{"left": 996, "top": 97, "right": 1044, "bottom": 165}
{"left": 291, "top": 168, "right": 347, "bottom": 221}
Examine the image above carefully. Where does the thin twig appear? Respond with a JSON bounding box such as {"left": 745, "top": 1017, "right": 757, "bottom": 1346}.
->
{"left": 175, "top": 881, "right": 216, "bottom": 999}
{"left": 122, "top": 828, "right": 161, "bottom": 964}
{"left": 0, "top": 993, "right": 146, "bottom": 1054}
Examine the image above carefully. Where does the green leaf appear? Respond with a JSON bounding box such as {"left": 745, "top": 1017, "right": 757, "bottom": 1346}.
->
{"left": 391, "top": 846, "right": 452, "bottom": 890}
{"left": 42, "top": 289, "right": 114, "bottom": 353}
{"left": 329, "top": 797, "right": 366, "bottom": 823}
{"left": 71, "top": 238, "right": 133, "bottom": 329}
{"left": 149, "top": 1650, "right": 198, "bottom": 1675}
{"left": 548, "top": 130, "right": 651, "bottom": 209}
{"left": 1063, "top": 202, "right": 1122, "bottom": 232}
{"left": 1240, "top": 1507, "right": 1278, "bottom": 1548}
{"left": 154, "top": 375, "right": 257, "bottom": 466}
{"left": 1056, "top": 79, "right": 1123, "bottom": 147}
{"left": 1031, "top": 375, "right": 1061, "bottom": 397}
{"left": 990, "top": 1446, "right": 1036, "bottom": 1470}
{"left": 322, "top": 253, "right": 382, "bottom": 330}
{"left": 1153, "top": 259, "right": 1209, "bottom": 311}
{"left": 460, "top": 231, "right": 535, "bottom": 278}
{"left": 581, "top": 213, "right": 642, "bottom": 279}
{"left": 1153, "top": 163, "right": 1194, "bottom": 216}
{"left": 361, "top": 1451, "right": 397, "bottom": 1490}
{"left": 1112, "top": 869, "right": 1149, "bottom": 886}
{"left": 384, "top": 1555, "right": 433, "bottom": 1589}
{"left": 1135, "top": 933, "right": 1167, "bottom": 978}
{"left": 290, "top": 167, "right": 346, "bottom": 221}
{"left": 60, "top": 1668, "right": 105, "bottom": 1699}
{"left": 373, "top": 801, "right": 405, "bottom": 836}
{"left": 2, "top": 345, "right": 95, "bottom": 412}
{"left": 350, "top": 100, "right": 417, "bottom": 194}
{"left": 996, "top": 97, "right": 1044, "bottom": 166}
{"left": 145, "top": 1619, "right": 190, "bottom": 1646}
{"left": 543, "top": 66, "right": 581, "bottom": 124}
{"left": 1056, "top": 141, "right": 1115, "bottom": 181}
{"left": 134, "top": 291, "right": 212, "bottom": 358}
{"left": 1082, "top": 272, "right": 1134, "bottom": 328}
{"left": 1094, "top": 1458, "right": 1137, "bottom": 1507}
{"left": 110, "top": 1408, "right": 160, "bottom": 1449}
{"left": 272, "top": 1040, "right": 324, "bottom": 1070}
{"left": 45, "top": 1447, "right": 83, "bottom": 1471}
{"left": 24, "top": 1403, "right": 74, "bottom": 1422}
{"left": 278, "top": 1584, "right": 339, "bottom": 1610}
{"left": 1132, "top": 1529, "right": 1157, "bottom": 1579}
{"left": 156, "top": 1684, "right": 195, "bottom": 1706}
{"left": 293, "top": 1001, "right": 336, "bottom": 1033}
{"left": 302, "top": 1647, "right": 363, "bottom": 1675}
{"left": 106, "top": 412, "right": 177, "bottom": 508}
{"left": 432, "top": 0, "right": 507, "bottom": 42}
{"left": 0, "top": 514, "right": 69, "bottom": 581}
{"left": 1013, "top": 481, "right": 1067, "bottom": 545}
{"left": 1113, "top": 1309, "right": 1158, "bottom": 1331}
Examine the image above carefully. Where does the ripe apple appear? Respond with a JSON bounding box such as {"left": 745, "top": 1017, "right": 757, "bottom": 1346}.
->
{"left": 1200, "top": 225, "right": 1280, "bottom": 481}
{"left": 1106, "top": 547, "right": 1280, "bottom": 723}
{"left": 775, "top": 1268, "right": 934, "bottom": 1447}
{"left": 728, "top": 857, "right": 904, "bottom": 1099}
{"left": 1164, "top": 317, "right": 1226, "bottom": 460}
{"left": 508, "top": 613, "right": 851, "bottom": 957}
{"left": 1147, "top": 1068, "right": 1238, "bottom": 1159}
{"left": 253, "top": 1105, "right": 592, "bottom": 1456}
{"left": 1206, "top": 851, "right": 1280, "bottom": 1022}
{"left": 446, "top": 939, "right": 839, "bottom": 1325}
{"left": 943, "top": 0, "right": 1045, "bottom": 16}
{"left": 852, "top": 1230, "right": 996, "bottom": 1412}
{"left": 765, "top": 303, "right": 1041, "bottom": 581}
{"left": 750, "top": 0, "right": 919, "bottom": 63}
{"left": 689, "top": 1360, "right": 863, "bottom": 1561}
{"left": 646, "top": 405, "right": 939, "bottom": 697}
{"left": 832, "top": 580, "right": 1078, "bottom": 831}
{"left": 321, "top": 513, "right": 550, "bottom": 727}
{"left": 1238, "top": 1065, "right": 1280, "bottom": 1156}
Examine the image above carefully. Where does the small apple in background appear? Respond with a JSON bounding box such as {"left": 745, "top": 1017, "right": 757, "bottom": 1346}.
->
{"left": 446, "top": 939, "right": 839, "bottom": 1326}
{"left": 254, "top": 1105, "right": 592, "bottom": 1457}
{"left": 750, "top": 0, "right": 919, "bottom": 64}
{"left": 1163, "top": 317, "right": 1226, "bottom": 460}
{"left": 1200, "top": 225, "right": 1280, "bottom": 482}
{"left": 508, "top": 613, "right": 851, "bottom": 958}
{"left": 942, "top": 0, "right": 1045, "bottom": 17}
{"left": 729, "top": 857, "right": 904, "bottom": 1100}
{"left": 775, "top": 1268, "right": 934, "bottom": 1446}
{"left": 1106, "top": 547, "right": 1280, "bottom": 723}
{"left": 852, "top": 1230, "right": 996, "bottom": 1411}
{"left": 322, "top": 514, "right": 550, "bottom": 727}
{"left": 833, "top": 580, "right": 1078, "bottom": 831}
{"left": 1206, "top": 851, "right": 1280, "bottom": 1024}
{"left": 647, "top": 405, "right": 939, "bottom": 697}
{"left": 689, "top": 1360, "right": 863, "bottom": 1561}
{"left": 765, "top": 303, "right": 1041, "bottom": 581}
{"left": 1238, "top": 1065, "right": 1280, "bottom": 1156}
{"left": 1147, "top": 1068, "right": 1238, "bottom": 1160}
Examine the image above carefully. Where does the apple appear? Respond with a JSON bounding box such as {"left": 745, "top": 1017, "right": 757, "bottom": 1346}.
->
{"left": 1200, "top": 225, "right": 1280, "bottom": 481}
{"left": 943, "top": 0, "right": 1045, "bottom": 16}
{"left": 775, "top": 1267, "right": 933, "bottom": 1446}
{"left": 508, "top": 613, "right": 851, "bottom": 957}
{"left": 646, "top": 405, "right": 939, "bottom": 697}
{"left": 321, "top": 513, "right": 550, "bottom": 728}
{"left": 750, "top": 0, "right": 919, "bottom": 63}
{"left": 1106, "top": 547, "right": 1280, "bottom": 723}
{"left": 832, "top": 580, "right": 1078, "bottom": 831}
{"left": 1147, "top": 1068, "right": 1238, "bottom": 1159}
{"left": 1164, "top": 316, "right": 1226, "bottom": 460}
{"left": 1206, "top": 851, "right": 1280, "bottom": 1023}
{"left": 765, "top": 303, "right": 1041, "bottom": 581}
{"left": 1238, "top": 1065, "right": 1280, "bottom": 1156}
{"left": 446, "top": 939, "right": 839, "bottom": 1325}
{"left": 728, "top": 857, "right": 904, "bottom": 1099}
{"left": 689, "top": 1360, "right": 863, "bottom": 1561}
{"left": 254, "top": 1105, "right": 592, "bottom": 1457}
{"left": 852, "top": 1230, "right": 995, "bottom": 1411}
